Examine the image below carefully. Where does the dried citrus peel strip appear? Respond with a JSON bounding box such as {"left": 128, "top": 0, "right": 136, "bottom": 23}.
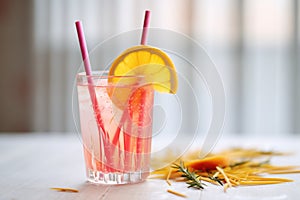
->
{"left": 186, "top": 155, "right": 229, "bottom": 171}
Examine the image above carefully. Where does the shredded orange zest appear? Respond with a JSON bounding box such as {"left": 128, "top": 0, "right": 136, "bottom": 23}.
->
{"left": 50, "top": 187, "right": 79, "bottom": 193}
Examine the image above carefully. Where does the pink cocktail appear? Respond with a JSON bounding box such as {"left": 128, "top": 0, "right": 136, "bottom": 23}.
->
{"left": 77, "top": 71, "right": 154, "bottom": 184}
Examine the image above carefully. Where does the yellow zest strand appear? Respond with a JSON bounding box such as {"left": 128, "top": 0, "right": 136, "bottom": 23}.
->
{"left": 239, "top": 180, "right": 292, "bottom": 185}
{"left": 167, "top": 189, "right": 187, "bottom": 198}
{"left": 268, "top": 170, "right": 300, "bottom": 174}
{"left": 212, "top": 171, "right": 220, "bottom": 178}
{"left": 223, "top": 183, "right": 230, "bottom": 192}
{"left": 166, "top": 168, "right": 172, "bottom": 186}
{"left": 216, "top": 166, "right": 232, "bottom": 190}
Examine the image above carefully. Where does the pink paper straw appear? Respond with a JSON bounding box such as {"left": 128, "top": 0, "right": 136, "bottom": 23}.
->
{"left": 141, "top": 10, "right": 151, "bottom": 45}
{"left": 75, "top": 21, "right": 107, "bottom": 138}
{"left": 75, "top": 21, "right": 92, "bottom": 76}
{"left": 136, "top": 10, "right": 151, "bottom": 170}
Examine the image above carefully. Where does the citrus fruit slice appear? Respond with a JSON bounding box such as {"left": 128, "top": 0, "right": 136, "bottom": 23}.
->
{"left": 107, "top": 45, "right": 178, "bottom": 109}
{"left": 109, "top": 45, "right": 177, "bottom": 93}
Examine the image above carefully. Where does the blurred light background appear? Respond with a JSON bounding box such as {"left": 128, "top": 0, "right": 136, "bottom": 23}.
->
{"left": 0, "top": 0, "right": 299, "bottom": 135}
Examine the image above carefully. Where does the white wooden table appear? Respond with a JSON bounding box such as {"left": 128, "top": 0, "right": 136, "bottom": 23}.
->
{"left": 1, "top": 133, "right": 300, "bottom": 200}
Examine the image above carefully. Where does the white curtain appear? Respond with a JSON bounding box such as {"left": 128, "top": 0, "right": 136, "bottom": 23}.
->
{"left": 32, "top": 0, "right": 300, "bottom": 135}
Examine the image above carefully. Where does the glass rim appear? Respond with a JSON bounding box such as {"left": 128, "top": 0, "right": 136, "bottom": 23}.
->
{"left": 76, "top": 70, "right": 148, "bottom": 87}
{"left": 76, "top": 71, "right": 145, "bottom": 79}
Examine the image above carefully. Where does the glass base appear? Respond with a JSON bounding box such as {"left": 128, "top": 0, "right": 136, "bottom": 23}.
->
{"left": 86, "top": 169, "right": 149, "bottom": 185}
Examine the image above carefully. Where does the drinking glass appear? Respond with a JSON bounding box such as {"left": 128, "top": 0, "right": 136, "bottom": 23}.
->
{"left": 76, "top": 71, "right": 154, "bottom": 184}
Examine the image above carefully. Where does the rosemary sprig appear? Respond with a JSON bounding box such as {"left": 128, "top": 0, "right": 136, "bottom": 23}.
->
{"left": 209, "top": 176, "right": 223, "bottom": 186}
{"left": 172, "top": 161, "right": 205, "bottom": 190}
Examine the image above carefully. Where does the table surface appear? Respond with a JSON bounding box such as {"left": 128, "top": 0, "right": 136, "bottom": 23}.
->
{"left": 1, "top": 133, "right": 300, "bottom": 200}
